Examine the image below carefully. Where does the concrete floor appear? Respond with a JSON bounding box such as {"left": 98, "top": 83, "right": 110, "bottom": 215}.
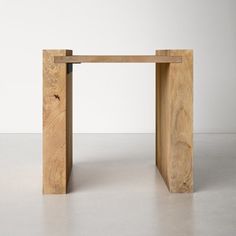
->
{"left": 0, "top": 134, "right": 235, "bottom": 236}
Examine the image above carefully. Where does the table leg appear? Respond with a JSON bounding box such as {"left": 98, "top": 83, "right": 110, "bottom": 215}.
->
{"left": 156, "top": 50, "right": 193, "bottom": 193}
{"left": 43, "top": 49, "right": 73, "bottom": 194}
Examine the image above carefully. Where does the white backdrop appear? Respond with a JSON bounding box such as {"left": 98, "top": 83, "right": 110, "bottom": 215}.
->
{"left": 0, "top": 0, "right": 236, "bottom": 133}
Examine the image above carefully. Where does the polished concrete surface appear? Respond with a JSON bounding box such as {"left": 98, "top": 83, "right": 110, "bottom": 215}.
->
{"left": 0, "top": 134, "right": 235, "bottom": 236}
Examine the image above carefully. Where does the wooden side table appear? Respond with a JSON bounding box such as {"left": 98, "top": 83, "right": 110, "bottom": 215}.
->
{"left": 43, "top": 49, "right": 193, "bottom": 194}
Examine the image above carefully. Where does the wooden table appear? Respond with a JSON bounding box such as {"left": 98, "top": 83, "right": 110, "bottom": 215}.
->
{"left": 43, "top": 49, "right": 193, "bottom": 194}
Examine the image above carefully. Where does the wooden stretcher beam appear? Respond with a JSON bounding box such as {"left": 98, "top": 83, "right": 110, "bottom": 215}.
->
{"left": 54, "top": 55, "right": 182, "bottom": 64}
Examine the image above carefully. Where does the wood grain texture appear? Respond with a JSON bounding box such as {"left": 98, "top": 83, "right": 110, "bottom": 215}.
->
{"left": 43, "top": 50, "right": 73, "bottom": 194}
{"left": 156, "top": 50, "right": 193, "bottom": 193}
{"left": 54, "top": 55, "right": 182, "bottom": 64}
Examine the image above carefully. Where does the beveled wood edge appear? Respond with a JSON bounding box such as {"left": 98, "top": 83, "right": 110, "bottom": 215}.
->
{"left": 54, "top": 55, "right": 182, "bottom": 64}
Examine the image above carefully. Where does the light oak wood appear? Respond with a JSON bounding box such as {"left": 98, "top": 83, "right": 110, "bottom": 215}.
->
{"left": 54, "top": 55, "right": 182, "bottom": 64}
{"left": 43, "top": 49, "right": 193, "bottom": 194}
{"left": 156, "top": 50, "right": 193, "bottom": 193}
{"left": 43, "top": 50, "right": 73, "bottom": 194}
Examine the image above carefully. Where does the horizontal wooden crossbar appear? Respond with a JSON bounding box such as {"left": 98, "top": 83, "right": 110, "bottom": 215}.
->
{"left": 54, "top": 55, "right": 182, "bottom": 64}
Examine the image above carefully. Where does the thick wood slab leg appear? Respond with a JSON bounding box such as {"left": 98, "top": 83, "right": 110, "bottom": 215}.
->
{"left": 43, "top": 50, "right": 73, "bottom": 194}
{"left": 156, "top": 50, "right": 193, "bottom": 193}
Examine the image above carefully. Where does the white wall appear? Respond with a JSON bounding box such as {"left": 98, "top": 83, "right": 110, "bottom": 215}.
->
{"left": 0, "top": 0, "right": 236, "bottom": 133}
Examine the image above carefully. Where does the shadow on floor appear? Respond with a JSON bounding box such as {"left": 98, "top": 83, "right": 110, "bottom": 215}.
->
{"left": 69, "top": 134, "right": 236, "bottom": 193}
{"left": 68, "top": 158, "right": 163, "bottom": 193}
